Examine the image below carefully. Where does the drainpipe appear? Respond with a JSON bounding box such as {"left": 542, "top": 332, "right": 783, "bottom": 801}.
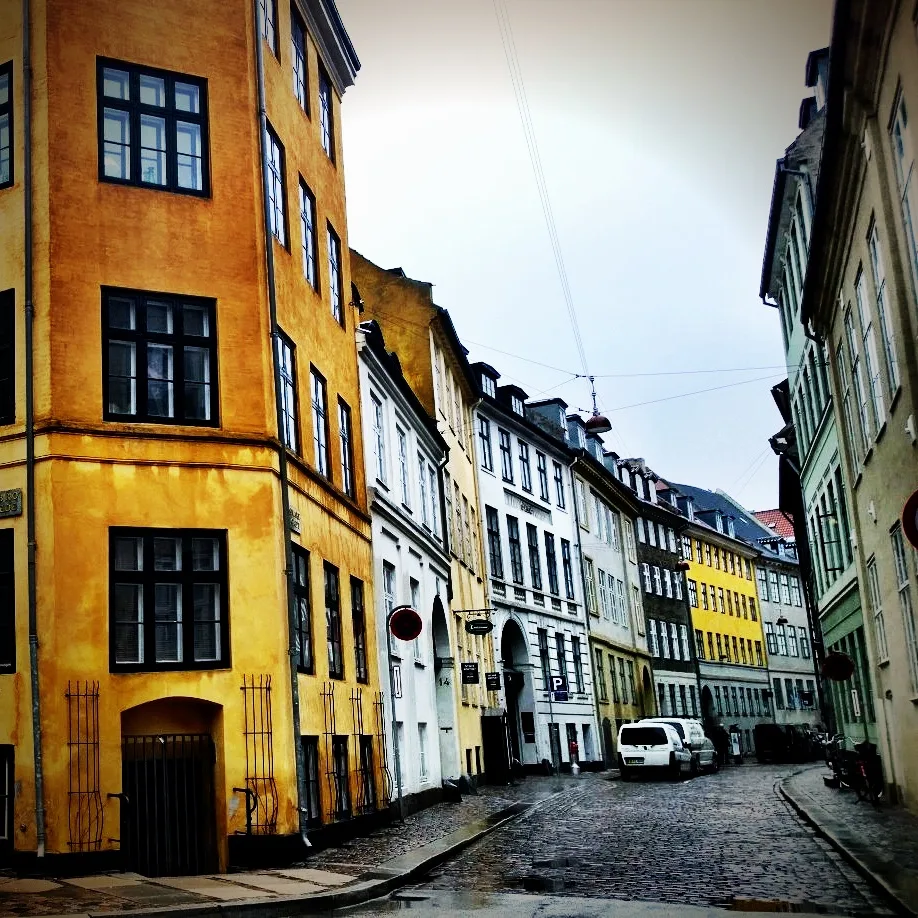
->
{"left": 252, "top": 0, "right": 309, "bottom": 848}
{"left": 23, "top": 0, "right": 45, "bottom": 860}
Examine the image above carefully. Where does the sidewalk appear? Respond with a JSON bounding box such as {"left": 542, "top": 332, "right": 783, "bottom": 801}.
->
{"left": 781, "top": 764, "right": 918, "bottom": 917}
{"left": 0, "top": 775, "right": 572, "bottom": 917}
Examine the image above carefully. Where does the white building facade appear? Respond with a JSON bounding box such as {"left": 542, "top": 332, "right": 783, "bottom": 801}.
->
{"left": 471, "top": 369, "right": 601, "bottom": 772}
{"left": 358, "top": 321, "right": 456, "bottom": 808}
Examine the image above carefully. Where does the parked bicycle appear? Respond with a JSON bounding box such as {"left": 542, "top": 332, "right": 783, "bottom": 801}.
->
{"left": 824, "top": 734, "right": 884, "bottom": 807}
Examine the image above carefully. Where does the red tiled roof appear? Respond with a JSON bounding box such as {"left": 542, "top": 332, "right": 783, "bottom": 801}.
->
{"left": 754, "top": 509, "right": 795, "bottom": 539}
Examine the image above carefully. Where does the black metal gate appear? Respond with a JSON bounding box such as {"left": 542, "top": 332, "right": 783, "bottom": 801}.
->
{"left": 481, "top": 714, "right": 511, "bottom": 784}
{"left": 121, "top": 734, "right": 218, "bottom": 876}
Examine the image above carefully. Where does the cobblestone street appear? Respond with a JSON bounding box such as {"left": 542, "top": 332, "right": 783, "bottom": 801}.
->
{"left": 414, "top": 766, "right": 894, "bottom": 916}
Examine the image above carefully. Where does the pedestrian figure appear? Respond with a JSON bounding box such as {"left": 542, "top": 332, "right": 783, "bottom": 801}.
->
{"left": 712, "top": 724, "right": 730, "bottom": 767}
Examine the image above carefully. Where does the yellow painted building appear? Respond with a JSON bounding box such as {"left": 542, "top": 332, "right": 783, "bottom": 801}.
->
{"left": 678, "top": 516, "right": 771, "bottom": 753}
{"left": 350, "top": 251, "right": 500, "bottom": 779}
{"left": 0, "top": 0, "right": 384, "bottom": 873}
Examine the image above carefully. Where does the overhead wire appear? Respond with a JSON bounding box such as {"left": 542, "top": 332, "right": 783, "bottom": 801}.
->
{"left": 606, "top": 373, "right": 783, "bottom": 412}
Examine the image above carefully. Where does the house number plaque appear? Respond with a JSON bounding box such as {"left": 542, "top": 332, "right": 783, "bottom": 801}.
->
{"left": 0, "top": 489, "right": 22, "bottom": 518}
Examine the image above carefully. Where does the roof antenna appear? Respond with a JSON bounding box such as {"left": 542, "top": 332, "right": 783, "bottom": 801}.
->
{"left": 584, "top": 375, "right": 612, "bottom": 434}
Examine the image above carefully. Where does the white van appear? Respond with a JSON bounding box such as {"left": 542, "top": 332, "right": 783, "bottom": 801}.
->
{"left": 639, "top": 717, "right": 718, "bottom": 775}
{"left": 617, "top": 722, "right": 692, "bottom": 781}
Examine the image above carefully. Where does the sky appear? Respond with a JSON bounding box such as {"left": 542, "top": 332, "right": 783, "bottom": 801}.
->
{"left": 336, "top": 0, "right": 834, "bottom": 513}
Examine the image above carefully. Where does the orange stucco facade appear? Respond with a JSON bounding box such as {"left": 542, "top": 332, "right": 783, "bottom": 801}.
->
{"left": 0, "top": 0, "right": 383, "bottom": 872}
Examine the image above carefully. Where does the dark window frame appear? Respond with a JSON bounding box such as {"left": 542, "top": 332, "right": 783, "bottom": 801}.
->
{"left": 0, "top": 290, "right": 13, "bottom": 424}
{"left": 536, "top": 452, "right": 549, "bottom": 501}
{"left": 299, "top": 179, "right": 318, "bottom": 289}
{"left": 506, "top": 515, "right": 524, "bottom": 585}
{"left": 293, "top": 544, "right": 313, "bottom": 674}
{"left": 518, "top": 441, "right": 532, "bottom": 492}
{"left": 0, "top": 530, "right": 13, "bottom": 673}
{"left": 260, "top": 0, "right": 279, "bottom": 56}
{"left": 351, "top": 576, "right": 368, "bottom": 684}
{"left": 102, "top": 287, "right": 219, "bottom": 427}
{"left": 108, "top": 527, "right": 229, "bottom": 673}
{"left": 331, "top": 734, "right": 350, "bottom": 818}
{"left": 290, "top": 6, "right": 309, "bottom": 112}
{"left": 265, "top": 122, "right": 288, "bottom": 247}
{"left": 324, "top": 561, "right": 344, "bottom": 679}
{"left": 310, "top": 365, "right": 331, "bottom": 479}
{"left": 498, "top": 429, "right": 513, "bottom": 483}
{"left": 97, "top": 58, "right": 210, "bottom": 197}
{"left": 338, "top": 397, "right": 355, "bottom": 498}
{"left": 571, "top": 635, "right": 584, "bottom": 692}
{"left": 301, "top": 735, "right": 322, "bottom": 827}
{"left": 0, "top": 61, "right": 13, "bottom": 190}
{"left": 526, "top": 522, "right": 542, "bottom": 592}
{"left": 485, "top": 506, "right": 504, "bottom": 579}
{"left": 276, "top": 329, "right": 300, "bottom": 453}
{"left": 327, "top": 223, "right": 344, "bottom": 325}
{"left": 544, "top": 531, "right": 559, "bottom": 595}
{"left": 560, "top": 538, "right": 575, "bottom": 599}
{"left": 318, "top": 66, "right": 335, "bottom": 162}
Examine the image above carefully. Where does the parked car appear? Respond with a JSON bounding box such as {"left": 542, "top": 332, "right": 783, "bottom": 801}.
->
{"left": 639, "top": 717, "right": 718, "bottom": 775}
{"left": 617, "top": 722, "right": 692, "bottom": 781}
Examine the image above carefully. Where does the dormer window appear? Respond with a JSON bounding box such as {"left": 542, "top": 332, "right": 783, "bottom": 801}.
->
{"left": 482, "top": 375, "right": 496, "bottom": 398}
{"left": 511, "top": 395, "right": 524, "bottom": 416}
{"left": 727, "top": 518, "right": 736, "bottom": 538}
{"left": 574, "top": 426, "right": 585, "bottom": 448}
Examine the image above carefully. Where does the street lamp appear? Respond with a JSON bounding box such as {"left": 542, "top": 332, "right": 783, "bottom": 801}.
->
{"left": 386, "top": 604, "right": 422, "bottom": 824}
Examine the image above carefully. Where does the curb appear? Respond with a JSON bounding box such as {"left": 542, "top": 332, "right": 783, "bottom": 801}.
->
{"left": 778, "top": 770, "right": 917, "bottom": 918}
{"left": 81, "top": 797, "right": 544, "bottom": 918}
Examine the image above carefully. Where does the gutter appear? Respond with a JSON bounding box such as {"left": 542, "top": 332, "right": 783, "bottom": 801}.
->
{"left": 253, "top": 0, "right": 309, "bottom": 848}
{"left": 23, "top": 0, "right": 46, "bottom": 859}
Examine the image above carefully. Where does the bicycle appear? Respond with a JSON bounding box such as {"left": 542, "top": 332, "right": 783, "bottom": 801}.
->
{"left": 851, "top": 741, "right": 884, "bottom": 807}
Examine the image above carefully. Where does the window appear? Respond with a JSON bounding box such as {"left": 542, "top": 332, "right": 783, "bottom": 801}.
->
{"left": 327, "top": 224, "right": 343, "bottom": 324}
{"left": 700, "top": 582, "right": 709, "bottom": 610}
{"left": 790, "top": 576, "right": 802, "bottom": 606}
{"left": 584, "top": 558, "right": 597, "bottom": 614}
{"left": 498, "top": 429, "right": 513, "bottom": 482}
{"left": 892, "top": 94, "right": 918, "bottom": 294}
{"left": 264, "top": 123, "right": 287, "bottom": 244}
{"left": 0, "top": 63, "right": 11, "bottom": 189}
{"left": 463, "top": 498, "right": 475, "bottom": 572}
{"left": 845, "top": 307, "right": 872, "bottom": 453}
{"left": 709, "top": 584, "right": 717, "bottom": 611}
{"left": 715, "top": 634, "right": 723, "bottom": 660}
{"left": 610, "top": 657, "right": 620, "bottom": 703}
{"left": 624, "top": 520, "right": 636, "bottom": 563}
{"left": 536, "top": 452, "right": 549, "bottom": 501}
{"left": 104, "top": 290, "right": 217, "bottom": 425}
{"left": 293, "top": 545, "right": 313, "bottom": 673}
{"left": 765, "top": 622, "right": 777, "bottom": 655}
{"left": 755, "top": 641, "right": 763, "bottom": 666}
{"left": 704, "top": 544, "right": 711, "bottom": 566}
{"left": 418, "top": 723, "right": 428, "bottom": 780}
{"left": 418, "top": 456, "right": 430, "bottom": 527}
{"left": 110, "top": 528, "right": 227, "bottom": 670}
{"left": 553, "top": 461, "right": 566, "bottom": 508}
{"left": 594, "top": 648, "right": 607, "bottom": 700}
{"left": 538, "top": 629, "right": 551, "bottom": 689}
{"left": 351, "top": 577, "right": 368, "bottom": 683}
{"left": 749, "top": 597, "right": 757, "bottom": 621}
{"left": 868, "top": 227, "right": 899, "bottom": 395}
{"left": 695, "top": 629, "right": 705, "bottom": 659}
{"left": 689, "top": 685, "right": 698, "bottom": 718}
{"left": 481, "top": 374, "right": 496, "bottom": 397}
{"left": 99, "top": 60, "right": 208, "bottom": 195}
{"left": 371, "top": 395, "right": 386, "bottom": 482}
{"left": 485, "top": 507, "right": 504, "bottom": 579}
{"left": 338, "top": 399, "right": 355, "bottom": 498}
{"left": 798, "top": 628, "right": 810, "bottom": 660}
{"left": 726, "top": 591, "right": 733, "bottom": 615}
{"left": 866, "top": 557, "right": 888, "bottom": 662}
{"left": 555, "top": 632, "right": 567, "bottom": 686}
{"left": 308, "top": 367, "right": 330, "bottom": 478}
{"left": 561, "top": 539, "right": 575, "bottom": 600}
{"left": 776, "top": 623, "right": 788, "bottom": 655}
{"left": 717, "top": 587, "right": 725, "bottom": 613}
{"left": 331, "top": 735, "right": 350, "bottom": 818}
{"left": 396, "top": 427, "right": 410, "bottom": 506}
{"left": 324, "top": 562, "right": 343, "bottom": 679}
{"left": 637, "top": 518, "right": 646, "bottom": 543}
{"left": 652, "top": 566, "right": 662, "bottom": 595}
{"left": 663, "top": 569, "right": 672, "bottom": 598}
{"left": 478, "top": 418, "right": 494, "bottom": 471}
{"left": 641, "top": 562, "right": 652, "bottom": 594}
{"left": 526, "top": 524, "right": 543, "bottom": 592}
{"left": 428, "top": 467, "right": 439, "bottom": 538}
{"left": 318, "top": 67, "right": 334, "bottom": 160}
{"left": 544, "top": 533, "right": 559, "bottom": 595}
{"left": 679, "top": 624, "right": 690, "bottom": 661}
{"left": 259, "top": 0, "right": 278, "bottom": 53}
{"left": 507, "top": 516, "right": 524, "bottom": 585}
{"left": 891, "top": 525, "right": 918, "bottom": 695}
{"left": 648, "top": 619, "right": 659, "bottom": 656}
{"left": 453, "top": 483, "right": 463, "bottom": 562}
{"left": 302, "top": 736, "right": 322, "bottom": 827}
{"left": 787, "top": 626, "right": 799, "bottom": 657}
{"left": 299, "top": 181, "right": 317, "bottom": 287}
{"left": 707, "top": 632, "right": 715, "bottom": 660}
{"left": 779, "top": 573, "right": 790, "bottom": 605}
{"left": 0, "top": 531, "right": 12, "bottom": 672}
{"left": 0, "top": 290, "right": 13, "bottom": 423}
{"left": 598, "top": 569, "right": 611, "bottom": 620}
{"left": 673, "top": 573, "right": 683, "bottom": 601}
{"left": 519, "top": 442, "right": 532, "bottom": 492}
{"left": 291, "top": 7, "right": 308, "bottom": 110}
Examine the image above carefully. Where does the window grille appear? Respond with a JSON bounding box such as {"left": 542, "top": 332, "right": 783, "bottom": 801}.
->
{"left": 240, "top": 674, "right": 277, "bottom": 834}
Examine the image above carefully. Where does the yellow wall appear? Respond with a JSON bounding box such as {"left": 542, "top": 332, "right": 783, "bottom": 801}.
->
{"left": 0, "top": 0, "right": 381, "bottom": 866}
{"left": 351, "top": 252, "right": 498, "bottom": 773}
{"left": 683, "top": 531, "right": 768, "bottom": 670}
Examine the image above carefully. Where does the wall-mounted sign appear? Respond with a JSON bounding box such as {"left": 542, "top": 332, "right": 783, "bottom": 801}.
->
{"left": 550, "top": 675, "right": 568, "bottom": 702}
{"left": 461, "top": 662, "right": 479, "bottom": 684}
{"left": 485, "top": 671, "right": 501, "bottom": 691}
{"left": 287, "top": 508, "right": 301, "bottom": 535}
{"left": 0, "top": 489, "right": 22, "bottom": 519}
{"left": 465, "top": 618, "right": 494, "bottom": 635}
{"left": 390, "top": 606, "right": 423, "bottom": 642}
{"left": 903, "top": 489, "right": 918, "bottom": 549}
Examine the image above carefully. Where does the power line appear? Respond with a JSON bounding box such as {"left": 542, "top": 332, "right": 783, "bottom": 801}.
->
{"left": 607, "top": 374, "right": 783, "bottom": 412}
{"left": 492, "top": 0, "right": 588, "bottom": 376}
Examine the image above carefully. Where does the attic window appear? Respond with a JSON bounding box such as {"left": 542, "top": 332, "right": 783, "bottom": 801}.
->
{"left": 574, "top": 426, "right": 585, "bottom": 447}
{"left": 511, "top": 395, "right": 524, "bottom": 416}
{"left": 482, "top": 375, "right": 496, "bottom": 398}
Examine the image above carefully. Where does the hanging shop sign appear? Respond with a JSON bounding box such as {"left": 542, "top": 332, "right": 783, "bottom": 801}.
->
{"left": 903, "top": 489, "right": 918, "bottom": 549}
{"left": 821, "top": 650, "right": 855, "bottom": 682}
{"left": 485, "top": 671, "right": 502, "bottom": 691}
{"left": 461, "top": 662, "right": 480, "bottom": 684}
{"left": 465, "top": 618, "right": 494, "bottom": 635}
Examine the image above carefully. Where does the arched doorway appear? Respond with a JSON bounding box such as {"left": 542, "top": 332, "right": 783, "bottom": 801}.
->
{"left": 432, "top": 596, "right": 460, "bottom": 779}
{"left": 500, "top": 618, "right": 530, "bottom": 765}
{"left": 120, "top": 697, "right": 222, "bottom": 876}
{"left": 701, "top": 685, "right": 716, "bottom": 729}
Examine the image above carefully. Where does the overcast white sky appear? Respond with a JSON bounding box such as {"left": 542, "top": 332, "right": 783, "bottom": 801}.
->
{"left": 337, "top": 0, "right": 833, "bottom": 513}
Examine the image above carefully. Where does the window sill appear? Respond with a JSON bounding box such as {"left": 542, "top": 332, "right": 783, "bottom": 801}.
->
{"left": 874, "top": 419, "right": 888, "bottom": 446}
{"left": 878, "top": 658, "right": 890, "bottom": 668}
{"left": 889, "top": 385, "right": 902, "bottom": 414}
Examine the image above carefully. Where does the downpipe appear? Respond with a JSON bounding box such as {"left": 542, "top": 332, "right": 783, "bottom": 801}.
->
{"left": 23, "top": 0, "right": 46, "bottom": 860}
{"left": 252, "top": 0, "right": 310, "bottom": 849}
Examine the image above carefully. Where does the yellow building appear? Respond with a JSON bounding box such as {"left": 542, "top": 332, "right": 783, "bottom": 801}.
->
{"left": 350, "top": 251, "right": 500, "bottom": 780}
{"left": 0, "top": 0, "right": 383, "bottom": 874}
{"left": 663, "top": 486, "right": 771, "bottom": 756}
